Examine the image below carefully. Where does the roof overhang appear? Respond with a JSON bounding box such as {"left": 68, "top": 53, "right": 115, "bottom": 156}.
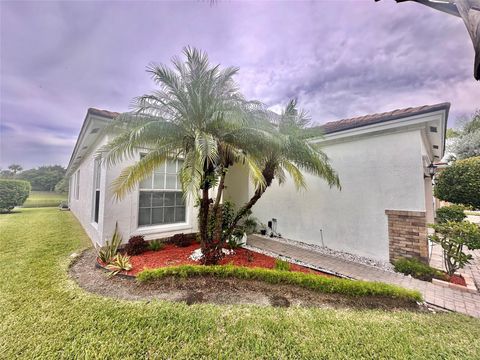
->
{"left": 66, "top": 109, "right": 117, "bottom": 176}
{"left": 310, "top": 105, "right": 450, "bottom": 161}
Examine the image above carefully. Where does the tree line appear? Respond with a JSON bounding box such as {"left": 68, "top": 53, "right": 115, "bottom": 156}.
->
{"left": 0, "top": 164, "right": 67, "bottom": 193}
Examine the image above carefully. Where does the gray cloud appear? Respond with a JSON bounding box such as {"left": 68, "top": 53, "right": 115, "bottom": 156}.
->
{"left": 1, "top": 0, "right": 479, "bottom": 168}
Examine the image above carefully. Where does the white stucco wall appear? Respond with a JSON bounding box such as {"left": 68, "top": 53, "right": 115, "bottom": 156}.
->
{"left": 251, "top": 129, "right": 427, "bottom": 261}
{"left": 68, "top": 136, "right": 108, "bottom": 246}
{"left": 69, "top": 135, "right": 198, "bottom": 247}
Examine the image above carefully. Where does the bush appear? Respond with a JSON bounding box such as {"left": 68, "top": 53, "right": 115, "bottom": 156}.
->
{"left": 429, "top": 221, "right": 480, "bottom": 275}
{"left": 124, "top": 235, "right": 148, "bottom": 255}
{"left": 172, "top": 233, "right": 197, "bottom": 247}
{"left": 436, "top": 205, "right": 466, "bottom": 224}
{"left": 96, "top": 223, "right": 122, "bottom": 263}
{"left": 434, "top": 156, "right": 480, "bottom": 209}
{"left": 0, "top": 179, "right": 31, "bottom": 213}
{"left": 394, "top": 258, "right": 448, "bottom": 282}
{"left": 148, "top": 239, "right": 165, "bottom": 251}
{"left": 137, "top": 265, "right": 422, "bottom": 302}
{"left": 274, "top": 259, "right": 291, "bottom": 271}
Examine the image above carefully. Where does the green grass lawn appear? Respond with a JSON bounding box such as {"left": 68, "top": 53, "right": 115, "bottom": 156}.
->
{"left": 1, "top": 208, "right": 479, "bottom": 359}
{"left": 22, "top": 191, "right": 67, "bottom": 208}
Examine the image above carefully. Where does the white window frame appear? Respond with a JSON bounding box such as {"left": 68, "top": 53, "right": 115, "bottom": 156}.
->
{"left": 92, "top": 158, "right": 101, "bottom": 223}
{"left": 74, "top": 170, "right": 80, "bottom": 200}
{"left": 137, "top": 158, "right": 186, "bottom": 227}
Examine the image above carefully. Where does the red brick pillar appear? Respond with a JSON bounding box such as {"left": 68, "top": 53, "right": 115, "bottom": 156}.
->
{"left": 385, "top": 210, "right": 428, "bottom": 264}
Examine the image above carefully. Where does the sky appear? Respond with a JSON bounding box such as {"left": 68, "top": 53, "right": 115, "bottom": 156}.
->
{"left": 1, "top": 0, "right": 479, "bottom": 169}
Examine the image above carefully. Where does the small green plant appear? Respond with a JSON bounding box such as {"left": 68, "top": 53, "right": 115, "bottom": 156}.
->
{"left": 106, "top": 253, "right": 132, "bottom": 277}
{"left": 429, "top": 221, "right": 480, "bottom": 275}
{"left": 436, "top": 205, "right": 466, "bottom": 224}
{"left": 96, "top": 223, "right": 122, "bottom": 263}
{"left": 226, "top": 232, "right": 244, "bottom": 249}
{"left": 148, "top": 239, "right": 165, "bottom": 251}
{"left": 394, "top": 257, "right": 448, "bottom": 282}
{"left": 274, "top": 259, "right": 291, "bottom": 271}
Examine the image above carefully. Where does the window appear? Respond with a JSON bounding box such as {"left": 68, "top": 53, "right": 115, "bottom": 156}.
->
{"left": 74, "top": 170, "right": 80, "bottom": 200}
{"left": 138, "top": 159, "right": 185, "bottom": 226}
{"left": 92, "top": 158, "right": 101, "bottom": 223}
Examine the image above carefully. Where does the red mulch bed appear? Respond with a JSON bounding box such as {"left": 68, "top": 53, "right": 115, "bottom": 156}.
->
{"left": 448, "top": 274, "right": 467, "bottom": 287}
{"left": 100, "top": 243, "right": 332, "bottom": 277}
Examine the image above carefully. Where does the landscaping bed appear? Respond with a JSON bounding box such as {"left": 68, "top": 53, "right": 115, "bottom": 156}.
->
{"left": 103, "top": 242, "right": 327, "bottom": 276}
{"left": 73, "top": 248, "right": 423, "bottom": 310}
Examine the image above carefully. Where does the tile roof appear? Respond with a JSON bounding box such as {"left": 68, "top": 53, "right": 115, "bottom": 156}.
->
{"left": 87, "top": 107, "right": 121, "bottom": 119}
{"left": 317, "top": 102, "right": 450, "bottom": 135}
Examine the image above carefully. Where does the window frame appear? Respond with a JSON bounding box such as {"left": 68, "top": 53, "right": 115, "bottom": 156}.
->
{"left": 92, "top": 158, "right": 101, "bottom": 223}
{"left": 137, "top": 158, "right": 186, "bottom": 228}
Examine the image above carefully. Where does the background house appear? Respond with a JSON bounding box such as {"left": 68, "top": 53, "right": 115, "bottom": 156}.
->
{"left": 67, "top": 103, "right": 449, "bottom": 263}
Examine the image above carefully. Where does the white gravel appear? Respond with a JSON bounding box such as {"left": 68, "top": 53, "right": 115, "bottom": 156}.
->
{"left": 249, "top": 235, "right": 395, "bottom": 273}
{"left": 189, "top": 248, "right": 235, "bottom": 262}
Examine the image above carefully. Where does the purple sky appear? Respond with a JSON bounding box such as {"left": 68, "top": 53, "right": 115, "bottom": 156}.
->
{"left": 1, "top": 0, "right": 479, "bottom": 169}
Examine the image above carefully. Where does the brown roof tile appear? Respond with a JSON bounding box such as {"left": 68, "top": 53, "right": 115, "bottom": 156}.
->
{"left": 88, "top": 107, "right": 121, "bottom": 119}
{"left": 318, "top": 102, "right": 450, "bottom": 135}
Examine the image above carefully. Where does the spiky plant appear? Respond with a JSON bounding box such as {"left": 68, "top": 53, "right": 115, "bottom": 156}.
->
{"left": 223, "top": 99, "right": 340, "bottom": 241}
{"left": 96, "top": 222, "right": 122, "bottom": 264}
{"left": 106, "top": 253, "right": 132, "bottom": 277}
{"left": 101, "top": 47, "right": 276, "bottom": 264}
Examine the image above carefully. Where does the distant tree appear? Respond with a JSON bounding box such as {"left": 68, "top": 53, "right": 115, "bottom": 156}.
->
{"left": 54, "top": 177, "right": 69, "bottom": 194}
{"left": 451, "top": 110, "right": 480, "bottom": 160}
{"left": 8, "top": 164, "right": 23, "bottom": 175}
{"left": 434, "top": 156, "right": 480, "bottom": 209}
{"left": 0, "top": 169, "right": 13, "bottom": 179}
{"left": 446, "top": 128, "right": 460, "bottom": 139}
{"left": 18, "top": 165, "right": 66, "bottom": 191}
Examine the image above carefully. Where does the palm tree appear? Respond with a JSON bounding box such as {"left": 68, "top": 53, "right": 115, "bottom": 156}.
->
{"left": 101, "top": 47, "right": 276, "bottom": 264}
{"left": 223, "top": 99, "right": 341, "bottom": 241}
{"left": 8, "top": 164, "right": 22, "bottom": 175}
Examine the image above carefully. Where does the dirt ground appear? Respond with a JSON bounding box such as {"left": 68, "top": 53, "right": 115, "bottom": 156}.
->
{"left": 69, "top": 249, "right": 428, "bottom": 311}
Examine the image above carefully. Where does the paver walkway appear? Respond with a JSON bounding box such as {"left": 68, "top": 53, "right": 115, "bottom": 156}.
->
{"left": 247, "top": 235, "right": 480, "bottom": 318}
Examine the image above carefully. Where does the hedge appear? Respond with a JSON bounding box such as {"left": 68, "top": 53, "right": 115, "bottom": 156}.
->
{"left": 137, "top": 265, "right": 423, "bottom": 302}
{"left": 434, "top": 156, "right": 480, "bottom": 209}
{"left": 0, "top": 179, "right": 31, "bottom": 213}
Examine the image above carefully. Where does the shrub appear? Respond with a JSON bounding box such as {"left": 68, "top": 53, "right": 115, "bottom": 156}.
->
{"left": 0, "top": 179, "right": 31, "bottom": 213}
{"left": 274, "top": 259, "right": 291, "bottom": 271}
{"left": 429, "top": 221, "right": 480, "bottom": 275}
{"left": 124, "top": 235, "right": 148, "bottom": 255}
{"left": 148, "top": 239, "right": 165, "bottom": 251}
{"left": 96, "top": 223, "right": 122, "bottom": 263}
{"left": 137, "top": 265, "right": 422, "bottom": 302}
{"left": 172, "top": 233, "right": 197, "bottom": 247}
{"left": 436, "top": 205, "right": 466, "bottom": 224}
{"left": 394, "top": 257, "right": 448, "bottom": 282}
{"left": 106, "top": 253, "right": 132, "bottom": 277}
{"left": 434, "top": 156, "right": 480, "bottom": 209}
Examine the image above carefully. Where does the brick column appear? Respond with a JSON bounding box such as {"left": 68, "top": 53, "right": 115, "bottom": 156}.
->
{"left": 385, "top": 210, "right": 428, "bottom": 264}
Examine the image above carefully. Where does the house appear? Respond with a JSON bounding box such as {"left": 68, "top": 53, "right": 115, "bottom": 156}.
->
{"left": 66, "top": 102, "right": 449, "bottom": 263}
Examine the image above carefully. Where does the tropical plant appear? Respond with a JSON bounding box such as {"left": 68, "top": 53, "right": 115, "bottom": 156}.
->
{"left": 429, "top": 221, "right": 480, "bottom": 276}
{"left": 223, "top": 99, "right": 340, "bottom": 241}
{"left": 434, "top": 156, "right": 480, "bottom": 209}
{"left": 148, "top": 239, "right": 165, "bottom": 251}
{"left": 96, "top": 223, "right": 123, "bottom": 263}
{"left": 101, "top": 47, "right": 275, "bottom": 264}
{"left": 436, "top": 205, "right": 466, "bottom": 224}
{"left": 0, "top": 179, "right": 31, "bottom": 213}
{"left": 106, "top": 253, "right": 132, "bottom": 277}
